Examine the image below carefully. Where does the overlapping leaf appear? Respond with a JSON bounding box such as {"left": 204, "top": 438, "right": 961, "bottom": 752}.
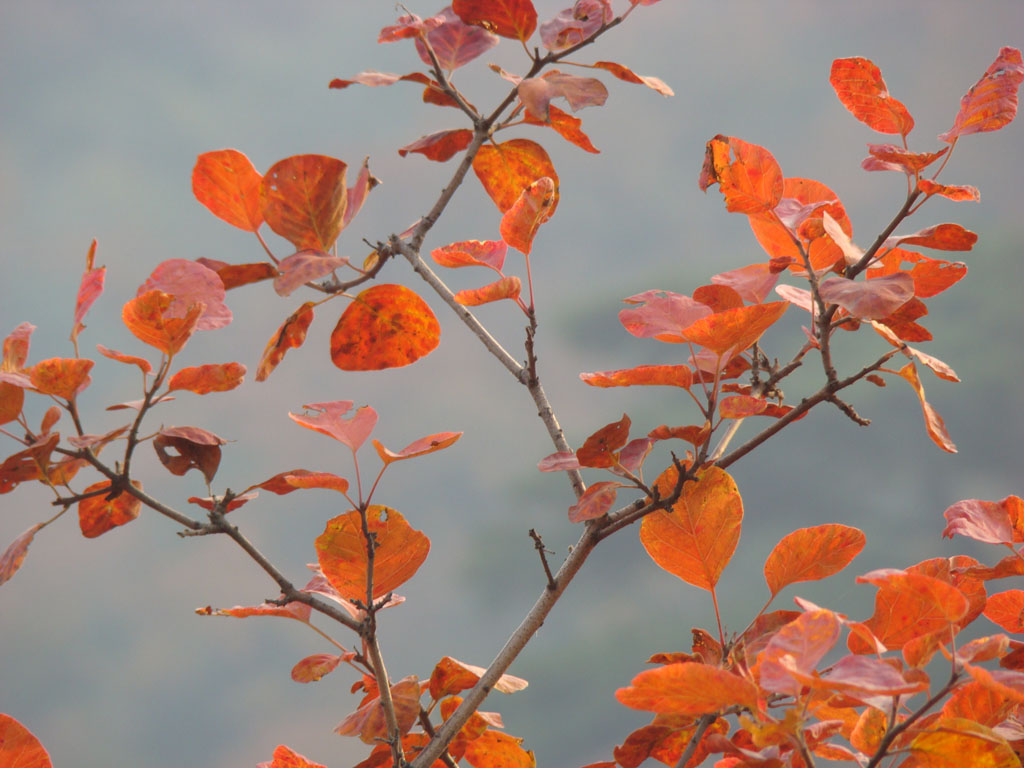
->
{"left": 261, "top": 155, "right": 348, "bottom": 251}
{"left": 764, "top": 524, "right": 866, "bottom": 596}
{"left": 618, "top": 290, "right": 712, "bottom": 343}
{"left": 539, "top": 3, "right": 612, "bottom": 51}
{"left": 616, "top": 663, "right": 759, "bottom": 715}
{"left": 78, "top": 480, "right": 143, "bottom": 538}
{"left": 500, "top": 176, "right": 555, "bottom": 254}
{"left": 942, "top": 496, "right": 1024, "bottom": 544}
{"left": 273, "top": 250, "right": 348, "bottom": 297}
{"left": 153, "top": 426, "right": 225, "bottom": 483}
{"left": 681, "top": 301, "right": 789, "bottom": 357}
{"left": 453, "top": 0, "right": 537, "bottom": 41}
{"left": 139, "top": 259, "right": 231, "bottom": 331}
{"left": 699, "top": 135, "right": 784, "bottom": 214}
{"left": 415, "top": 7, "right": 499, "bottom": 70}
{"left": 122, "top": 290, "right": 203, "bottom": 357}
{"left": 428, "top": 656, "right": 528, "bottom": 700}
{"left": 473, "top": 139, "right": 559, "bottom": 214}
{"left": 192, "top": 149, "right": 264, "bottom": 231}
{"left": 256, "top": 302, "right": 315, "bottom": 381}
{"left": 898, "top": 361, "right": 957, "bottom": 453}
{"left": 522, "top": 105, "right": 599, "bottom": 153}
{"left": 331, "top": 285, "right": 440, "bottom": 370}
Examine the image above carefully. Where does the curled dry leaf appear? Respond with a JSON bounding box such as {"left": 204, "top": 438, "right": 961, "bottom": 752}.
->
{"left": 167, "top": 362, "right": 246, "bottom": 394}
{"left": 153, "top": 426, "right": 226, "bottom": 484}
{"left": 454, "top": 276, "right": 522, "bottom": 306}
{"left": 256, "top": 302, "right": 315, "bottom": 382}
{"left": 0, "top": 522, "right": 44, "bottom": 586}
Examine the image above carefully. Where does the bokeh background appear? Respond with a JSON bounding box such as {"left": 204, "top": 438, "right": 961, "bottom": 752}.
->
{"left": 2, "top": 2, "right": 1023, "bottom": 766}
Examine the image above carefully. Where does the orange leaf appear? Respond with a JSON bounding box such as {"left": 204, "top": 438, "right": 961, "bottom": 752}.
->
{"left": 522, "top": 104, "right": 599, "bottom": 153}
{"left": 167, "top": 362, "right": 246, "bottom": 394}
{"left": 0, "top": 434, "right": 59, "bottom": 494}
{"left": 261, "top": 154, "right": 348, "bottom": 251}
{"left": 0, "top": 713, "right": 52, "bottom": 768}
{"left": 576, "top": 414, "right": 630, "bottom": 468}
{"left": 316, "top": 506, "right": 429, "bottom": 601}
{"left": 500, "top": 176, "right": 555, "bottom": 254}
{"left": 759, "top": 609, "right": 842, "bottom": 695}
{"left": 592, "top": 61, "right": 673, "bottom": 96}
{"left": 580, "top": 365, "right": 692, "bottom": 389}
{"left": 259, "top": 744, "right": 328, "bottom": 768}
{"left": 398, "top": 129, "right": 474, "bottom": 162}
{"left": 718, "top": 395, "right": 767, "bottom": 419}
{"left": 192, "top": 149, "right": 264, "bottom": 231}
{"left": 95, "top": 344, "right": 153, "bottom": 375}
{"left": 616, "top": 662, "right": 759, "bottom": 715}
{"left": 140, "top": 258, "right": 231, "bottom": 331}
{"left": 748, "top": 177, "right": 851, "bottom": 270}
{"left": 897, "top": 361, "right": 957, "bottom": 453}
{"left": 372, "top": 432, "right": 462, "bottom": 465}
{"left": 335, "top": 675, "right": 422, "bottom": 744}
{"left": 28, "top": 357, "right": 94, "bottom": 400}
{"left": 428, "top": 656, "right": 528, "bottom": 700}
{"left": 463, "top": 729, "right": 536, "bottom": 768}
{"left": 984, "top": 590, "right": 1024, "bottom": 633}
{"left": 863, "top": 144, "right": 948, "bottom": 174}
{"left": 698, "top": 135, "right": 783, "bottom": 214}
{"left": 764, "top": 524, "right": 866, "bottom": 596}
{"left": 256, "top": 302, "right": 315, "bottom": 381}
{"left": 940, "top": 47, "right": 1024, "bottom": 142}
{"left": 568, "top": 481, "right": 624, "bottom": 523}
{"left": 78, "top": 480, "right": 143, "bottom": 538}
{"left": 472, "top": 139, "right": 559, "bottom": 214}
{"left": 0, "top": 522, "right": 43, "bottom": 586}
{"left": 681, "top": 301, "right": 788, "bottom": 357}
{"left": 204, "top": 599, "right": 311, "bottom": 622}
{"left": 122, "top": 290, "right": 203, "bottom": 357}
{"left": 909, "top": 717, "right": 1019, "bottom": 768}
{"left": 452, "top": 0, "right": 537, "bottom": 41}
{"left": 829, "top": 57, "right": 914, "bottom": 135}
{"left": 0, "top": 380, "right": 24, "bottom": 425}
{"left": 618, "top": 290, "right": 712, "bottom": 343}
{"left": 283, "top": 472, "right": 350, "bottom": 494}
{"left": 454, "top": 276, "right": 522, "bottom": 306}
{"left": 291, "top": 653, "right": 343, "bottom": 683}
{"left": 918, "top": 179, "right": 980, "bottom": 202}
{"left": 866, "top": 248, "right": 967, "bottom": 298}
{"left": 331, "top": 285, "right": 440, "bottom": 370}
{"left": 431, "top": 240, "right": 507, "bottom": 270}
{"left": 414, "top": 8, "right": 499, "bottom": 71}
{"left": 640, "top": 465, "right": 742, "bottom": 591}
{"left": 196, "top": 258, "right": 278, "bottom": 290}
{"left": 885, "top": 223, "right": 978, "bottom": 252}
{"left": 71, "top": 240, "right": 105, "bottom": 344}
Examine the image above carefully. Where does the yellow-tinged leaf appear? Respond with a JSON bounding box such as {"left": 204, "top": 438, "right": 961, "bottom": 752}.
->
{"left": 616, "top": 662, "right": 759, "bottom": 715}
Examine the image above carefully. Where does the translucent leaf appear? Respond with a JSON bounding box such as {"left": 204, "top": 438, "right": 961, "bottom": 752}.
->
{"left": 616, "top": 663, "right": 759, "bottom": 715}
{"left": 909, "top": 717, "right": 1019, "bottom": 768}
{"left": 539, "top": 4, "right": 611, "bottom": 52}
{"left": 452, "top": 0, "right": 537, "bottom": 41}
{"left": 942, "top": 496, "right": 1024, "bottom": 544}
{"left": 122, "top": 290, "right": 203, "bottom": 357}
{"left": 291, "top": 653, "right": 343, "bottom": 683}
{"left": 718, "top": 395, "right": 767, "bottom": 418}
{"left": 592, "top": 61, "right": 673, "bottom": 96}
{"left": 454, "top": 276, "right": 522, "bottom": 306}
{"left": 398, "top": 129, "right": 474, "bottom": 162}
{"left": 372, "top": 432, "right": 462, "bottom": 465}
{"left": 167, "top": 362, "right": 245, "bottom": 394}
{"left": 918, "top": 179, "right": 980, "bottom": 202}
{"left": 72, "top": 240, "right": 105, "bottom": 344}
{"left": 829, "top": 57, "right": 914, "bottom": 135}
{"left": 256, "top": 302, "right": 315, "bottom": 382}
{"left": 95, "top": 344, "right": 153, "bottom": 375}
{"left": 698, "top": 135, "right": 784, "bottom": 214}
{"left": 288, "top": 401, "right": 377, "bottom": 452}
{"left": 192, "top": 149, "right": 264, "bottom": 231}
{"left": 580, "top": 365, "right": 692, "bottom": 389}
{"left": 473, "top": 139, "right": 559, "bottom": 214}
{"left": 681, "top": 301, "right": 789, "bottom": 356}
{"left": 939, "top": 47, "right": 1024, "bottom": 142}
{"left": 139, "top": 258, "right": 231, "bottom": 331}
{"left": 883, "top": 223, "right": 978, "bottom": 252}
{"left": 618, "top": 290, "right": 712, "bottom": 343}
{"left": 428, "top": 656, "right": 528, "bottom": 701}
{"left": 0, "top": 713, "right": 52, "bottom": 768}
{"left": 414, "top": 7, "right": 499, "bottom": 70}
{"left": 257, "top": 744, "right": 327, "bottom": 768}
{"left": 330, "top": 285, "right": 440, "bottom": 370}
{"left": 517, "top": 71, "right": 607, "bottom": 122}
{"left": 984, "top": 590, "right": 1024, "bottom": 633}
{"left": 759, "top": 609, "right": 842, "bottom": 695}
{"left": 522, "top": 104, "right": 599, "bottom": 153}
{"left": 273, "top": 250, "right": 348, "bottom": 297}
{"left": 261, "top": 154, "right": 348, "bottom": 252}
{"left": 335, "top": 676, "right": 421, "bottom": 744}
{"left": 431, "top": 240, "right": 507, "bottom": 270}
{"left": 764, "top": 524, "right": 866, "bottom": 596}
{"left": 818, "top": 274, "right": 914, "bottom": 320}
{"left": 898, "top": 361, "right": 957, "bottom": 453}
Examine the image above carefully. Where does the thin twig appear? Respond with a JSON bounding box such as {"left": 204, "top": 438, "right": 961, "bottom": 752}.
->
{"left": 529, "top": 529, "right": 556, "bottom": 590}
{"left": 365, "top": 631, "right": 406, "bottom": 767}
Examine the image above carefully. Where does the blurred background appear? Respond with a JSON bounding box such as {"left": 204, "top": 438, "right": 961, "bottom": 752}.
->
{"left": 1, "top": 2, "right": 1022, "bottom": 766}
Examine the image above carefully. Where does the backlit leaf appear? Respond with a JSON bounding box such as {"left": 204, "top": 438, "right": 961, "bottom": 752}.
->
{"left": 500, "top": 176, "right": 555, "bottom": 254}
{"left": 568, "top": 481, "right": 623, "bottom": 523}
{"left": 884, "top": 223, "right": 978, "bottom": 252}
{"left": 863, "top": 144, "right": 948, "bottom": 174}
{"left": 464, "top": 730, "right": 536, "bottom": 768}
{"left": 748, "top": 177, "right": 850, "bottom": 268}
{"left": 942, "top": 496, "right": 1024, "bottom": 544}
{"left": 153, "top": 426, "right": 225, "bottom": 483}
{"left": 431, "top": 240, "right": 507, "bottom": 270}
{"left": 0, "top": 713, "right": 52, "bottom": 768}
{"left": 866, "top": 248, "right": 967, "bottom": 298}
{"left": 283, "top": 472, "right": 350, "bottom": 495}
{"left": 616, "top": 663, "right": 758, "bottom": 715}
{"left": 316, "top": 506, "right": 429, "bottom": 601}
{"left": 168, "top": 362, "right": 245, "bottom": 394}
{"left": 699, "top": 135, "right": 784, "bottom": 214}
{"left": 454, "top": 276, "right": 522, "bottom": 306}
{"left": 939, "top": 47, "right": 1024, "bottom": 142}
{"left": 0, "top": 523, "right": 43, "bottom": 586}
{"left": 256, "top": 302, "right": 315, "bottom": 382}
{"left": 192, "top": 149, "right": 264, "bottom": 231}
{"left": 196, "top": 258, "right": 278, "bottom": 290}
{"left": 415, "top": 8, "right": 499, "bottom": 70}
{"left": 331, "top": 284, "right": 441, "bottom": 370}
{"left": 518, "top": 71, "right": 608, "bottom": 122}
{"left": 592, "top": 61, "right": 673, "bottom": 96}
{"left": 580, "top": 365, "right": 692, "bottom": 389}
{"left": 576, "top": 414, "right": 630, "bottom": 468}
{"left": 78, "top": 480, "right": 142, "bottom": 538}
{"left": 829, "top": 57, "right": 914, "bottom": 135}
{"left": 918, "top": 179, "right": 980, "bottom": 202}
{"left": 335, "top": 675, "right": 421, "bottom": 744}
{"left": 764, "top": 524, "right": 866, "bottom": 596}
{"left": 813, "top": 653, "right": 929, "bottom": 697}
{"left": 203, "top": 599, "right": 312, "bottom": 622}
{"left": 711, "top": 263, "right": 780, "bottom": 304}
{"left": 329, "top": 71, "right": 463, "bottom": 109}
{"left": 398, "top": 129, "right": 474, "bottom": 162}
{"left": 289, "top": 401, "right": 377, "bottom": 452}
{"left": 453, "top": 0, "right": 537, "bottom": 41}
{"left": 522, "top": 104, "right": 599, "bottom": 153}
{"left": 139, "top": 258, "right": 232, "bottom": 331}
{"left": 681, "top": 301, "right": 789, "bottom": 357}
{"left": 372, "top": 431, "right": 462, "bottom": 465}
{"left": 539, "top": 4, "right": 611, "bottom": 52}
{"left": 909, "top": 717, "right": 1019, "bottom": 768}
{"left": 759, "top": 609, "right": 842, "bottom": 695}
{"left": 428, "top": 656, "right": 528, "bottom": 700}
{"left": 273, "top": 250, "right": 348, "bottom": 297}
{"left": 28, "top": 357, "right": 94, "bottom": 400}
{"left": 818, "top": 274, "right": 914, "bottom": 320}
{"left": 693, "top": 284, "right": 744, "bottom": 313}
{"left": 473, "top": 139, "right": 559, "bottom": 214}
{"left": 122, "top": 290, "right": 203, "bottom": 356}
{"left": 640, "top": 465, "right": 742, "bottom": 591}
{"left": 984, "top": 590, "right": 1024, "bottom": 633}
{"left": 291, "top": 653, "right": 343, "bottom": 683}
{"left": 618, "top": 290, "right": 712, "bottom": 343}
{"left": 258, "top": 744, "right": 327, "bottom": 768}
{"left": 718, "top": 395, "right": 767, "bottom": 419}
{"left": 72, "top": 240, "right": 105, "bottom": 344}
{"left": 261, "top": 154, "right": 348, "bottom": 252}
{"left": 898, "top": 361, "right": 957, "bottom": 453}
{"left": 378, "top": 13, "right": 443, "bottom": 42}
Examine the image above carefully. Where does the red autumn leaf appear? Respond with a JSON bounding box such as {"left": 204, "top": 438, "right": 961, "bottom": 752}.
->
{"left": 187, "top": 492, "right": 257, "bottom": 513}
{"left": 648, "top": 424, "right": 711, "bottom": 447}
{"left": 0, "top": 434, "right": 59, "bottom": 494}
{"left": 453, "top": 0, "right": 537, "bottom": 41}
{"left": 862, "top": 144, "right": 948, "bottom": 174}
{"left": 281, "top": 472, "right": 350, "bottom": 495}
{"left": 580, "top": 364, "right": 692, "bottom": 389}
{"left": 78, "top": 480, "right": 143, "bottom": 538}
{"left": 759, "top": 609, "right": 842, "bottom": 695}
{"left": 918, "top": 179, "right": 980, "bottom": 202}
{"left": 640, "top": 465, "right": 742, "bottom": 591}
{"left": 28, "top": 357, "right": 94, "bottom": 400}
{"left": 884, "top": 223, "right": 978, "bottom": 252}
{"left": 122, "top": 291, "right": 203, "bottom": 357}
{"left": 95, "top": 344, "right": 153, "bottom": 375}
{"left": 414, "top": 8, "right": 499, "bottom": 71}
{"left": 454, "top": 276, "right": 522, "bottom": 306}
{"left": 431, "top": 240, "right": 507, "bottom": 271}
{"left": 196, "top": 258, "right": 278, "bottom": 290}
{"left": 192, "top": 149, "right": 264, "bottom": 231}
{"left": 336, "top": 676, "right": 422, "bottom": 744}
{"left": 618, "top": 290, "right": 712, "bottom": 343}
{"left": 813, "top": 654, "right": 930, "bottom": 698}
{"left": 942, "top": 681, "right": 1013, "bottom": 724}
{"left": 568, "top": 481, "right": 624, "bottom": 523}
{"left": 829, "top": 57, "right": 914, "bottom": 136}
{"left": 0, "top": 522, "right": 43, "bottom": 586}
{"left": 698, "top": 135, "right": 784, "bottom": 214}
{"left": 342, "top": 157, "right": 379, "bottom": 231}
{"left": 202, "top": 598, "right": 312, "bottom": 622}
{"left": 71, "top": 240, "right": 105, "bottom": 344}
{"left": 818, "top": 274, "right": 914, "bottom": 320}
{"left": 372, "top": 431, "right": 462, "bottom": 465}
{"left": 3, "top": 321, "right": 33, "bottom": 370}
{"left": 592, "top": 61, "right": 673, "bottom": 96}
{"left": 273, "top": 250, "right": 349, "bottom": 297}
{"left": 316, "top": 506, "right": 429, "bottom": 601}
{"left": 518, "top": 71, "right": 608, "bottom": 122}
{"left": 261, "top": 154, "right": 348, "bottom": 252}
{"left": 378, "top": 13, "right": 443, "bottom": 42}
{"left": 711, "top": 263, "right": 780, "bottom": 304}
{"left": 612, "top": 720, "right": 726, "bottom": 768}
{"left": 693, "top": 284, "right": 744, "bottom": 314}
{"left": 167, "top": 362, "right": 245, "bottom": 395}
{"left": 244, "top": 469, "right": 317, "bottom": 496}
{"left": 398, "top": 129, "right": 474, "bottom": 162}
{"left": 867, "top": 248, "right": 967, "bottom": 298}
{"left": 616, "top": 663, "right": 759, "bottom": 716}
{"left": 875, "top": 297, "right": 931, "bottom": 342}
{"left": 289, "top": 401, "right": 377, "bottom": 452}
{"left": 463, "top": 730, "right": 536, "bottom": 768}
{"left": 331, "top": 284, "right": 441, "bottom": 371}
{"left": 329, "top": 71, "right": 463, "bottom": 109}
{"left": 522, "top": 104, "right": 599, "bottom": 153}
{"left": 984, "top": 591, "right": 1024, "bottom": 633}
{"left": 718, "top": 395, "right": 768, "bottom": 419}
{"left": 912, "top": 718, "right": 1020, "bottom": 768}
{"left": 897, "top": 361, "right": 957, "bottom": 453}
{"left": 256, "top": 302, "right": 315, "bottom": 382}
{"left": 748, "top": 177, "right": 851, "bottom": 270}
{"left": 942, "top": 496, "right": 1024, "bottom": 544}
{"left": 258, "top": 744, "right": 327, "bottom": 768}
{"left": 681, "top": 301, "right": 789, "bottom": 357}
{"left": 500, "top": 176, "right": 555, "bottom": 254}
{"left": 140, "top": 258, "right": 232, "bottom": 331}
{"left": 428, "top": 656, "right": 528, "bottom": 701}
{"left": 472, "top": 139, "right": 559, "bottom": 214}
{"left": 764, "top": 524, "right": 866, "bottom": 596}
{"left": 576, "top": 414, "right": 630, "bottom": 468}
{"left": 940, "top": 46, "right": 1024, "bottom": 142}
{"left": 0, "top": 713, "right": 52, "bottom": 768}
{"left": 539, "top": 4, "right": 611, "bottom": 52}
{"left": 153, "top": 426, "right": 226, "bottom": 484}
{"left": 291, "top": 653, "right": 343, "bottom": 683}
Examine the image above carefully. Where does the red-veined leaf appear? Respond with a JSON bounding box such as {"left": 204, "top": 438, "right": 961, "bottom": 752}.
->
{"left": 330, "top": 285, "right": 440, "bottom": 370}
{"left": 139, "top": 258, "right": 231, "bottom": 331}
{"left": 939, "top": 47, "right": 1024, "bottom": 142}
{"left": 398, "top": 129, "right": 474, "bottom": 162}
{"left": 898, "top": 361, "right": 956, "bottom": 453}
{"left": 78, "top": 480, "right": 143, "bottom": 538}
{"left": 0, "top": 713, "right": 52, "bottom": 768}
{"left": 289, "top": 401, "right": 377, "bottom": 452}
{"left": 415, "top": 7, "right": 499, "bottom": 70}
{"left": 616, "top": 663, "right": 758, "bottom": 715}
{"left": 764, "top": 524, "right": 866, "bottom": 596}
{"left": 153, "top": 426, "right": 225, "bottom": 483}
{"left": 256, "top": 302, "right": 315, "bottom": 382}
{"left": 829, "top": 57, "right": 914, "bottom": 135}
{"left": 261, "top": 154, "right": 347, "bottom": 252}
{"left": 568, "top": 481, "right": 623, "bottom": 523}
{"left": 192, "top": 149, "right": 264, "bottom": 231}
{"left": 452, "top": 0, "right": 537, "bottom": 41}
{"left": 431, "top": 239, "right": 507, "bottom": 270}
{"left": 454, "top": 276, "right": 522, "bottom": 306}
{"left": 372, "top": 432, "right": 462, "bottom": 465}
{"left": 273, "top": 250, "right": 348, "bottom": 297}
{"left": 592, "top": 61, "right": 673, "bottom": 96}
{"left": 167, "top": 362, "right": 245, "bottom": 394}
{"left": 580, "top": 365, "right": 692, "bottom": 389}
{"left": 473, "top": 139, "right": 559, "bottom": 214}
{"left": 698, "top": 135, "right": 783, "bottom": 214}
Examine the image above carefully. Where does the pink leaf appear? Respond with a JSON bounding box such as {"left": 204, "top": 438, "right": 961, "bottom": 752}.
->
{"left": 273, "top": 250, "right": 349, "bottom": 297}
{"left": 818, "top": 274, "right": 914, "bottom": 320}
{"left": 0, "top": 523, "right": 43, "bottom": 586}
{"left": 289, "top": 401, "right": 378, "bottom": 452}
{"left": 415, "top": 7, "right": 499, "bottom": 70}
{"left": 618, "top": 290, "right": 712, "bottom": 343}
{"left": 518, "top": 70, "right": 608, "bottom": 121}
{"left": 568, "top": 481, "right": 623, "bottom": 523}
{"left": 138, "top": 259, "right": 232, "bottom": 330}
